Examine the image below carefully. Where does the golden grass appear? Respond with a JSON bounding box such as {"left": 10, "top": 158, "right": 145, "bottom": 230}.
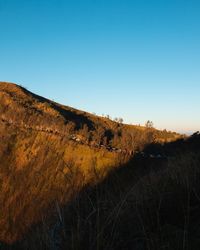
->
{"left": 0, "top": 81, "right": 185, "bottom": 244}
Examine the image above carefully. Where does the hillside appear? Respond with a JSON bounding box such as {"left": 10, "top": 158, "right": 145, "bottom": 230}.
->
{"left": 0, "top": 82, "right": 180, "bottom": 150}
{"left": 0, "top": 82, "right": 183, "bottom": 245}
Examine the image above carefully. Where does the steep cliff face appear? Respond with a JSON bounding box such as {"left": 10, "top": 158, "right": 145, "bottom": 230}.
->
{"left": 0, "top": 82, "right": 182, "bottom": 243}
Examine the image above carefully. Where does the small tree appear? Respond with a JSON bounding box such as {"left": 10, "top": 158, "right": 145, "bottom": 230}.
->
{"left": 114, "top": 117, "right": 119, "bottom": 122}
{"left": 106, "top": 114, "right": 110, "bottom": 119}
{"left": 145, "top": 120, "right": 154, "bottom": 128}
{"left": 119, "top": 118, "right": 123, "bottom": 124}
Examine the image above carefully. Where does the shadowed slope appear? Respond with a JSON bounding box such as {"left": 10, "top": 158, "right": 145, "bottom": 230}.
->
{"left": 5, "top": 134, "right": 200, "bottom": 250}
{"left": 0, "top": 82, "right": 183, "bottom": 244}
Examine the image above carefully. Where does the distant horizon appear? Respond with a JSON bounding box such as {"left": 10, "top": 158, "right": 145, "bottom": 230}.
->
{"left": 0, "top": 0, "right": 199, "bottom": 133}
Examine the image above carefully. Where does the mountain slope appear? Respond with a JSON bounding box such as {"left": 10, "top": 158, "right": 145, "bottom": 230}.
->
{"left": 0, "top": 82, "right": 182, "bottom": 244}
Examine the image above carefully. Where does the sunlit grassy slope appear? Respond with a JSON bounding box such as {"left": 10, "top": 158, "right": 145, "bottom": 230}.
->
{"left": 0, "top": 82, "right": 182, "bottom": 243}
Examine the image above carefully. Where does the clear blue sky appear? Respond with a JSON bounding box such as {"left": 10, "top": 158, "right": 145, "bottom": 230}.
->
{"left": 0, "top": 0, "right": 200, "bottom": 134}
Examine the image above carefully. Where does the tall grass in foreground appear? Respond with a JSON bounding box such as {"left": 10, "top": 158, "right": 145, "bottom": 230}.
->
{"left": 7, "top": 149, "right": 200, "bottom": 250}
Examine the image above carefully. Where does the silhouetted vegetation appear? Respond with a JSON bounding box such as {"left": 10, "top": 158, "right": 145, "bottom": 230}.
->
{"left": 2, "top": 133, "right": 200, "bottom": 250}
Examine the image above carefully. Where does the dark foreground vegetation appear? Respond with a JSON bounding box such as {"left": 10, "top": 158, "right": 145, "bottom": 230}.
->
{"left": 2, "top": 132, "right": 199, "bottom": 250}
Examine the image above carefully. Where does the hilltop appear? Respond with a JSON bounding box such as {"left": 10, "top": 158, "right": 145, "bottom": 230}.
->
{"left": 0, "top": 82, "right": 183, "bottom": 245}
{"left": 0, "top": 82, "right": 180, "bottom": 151}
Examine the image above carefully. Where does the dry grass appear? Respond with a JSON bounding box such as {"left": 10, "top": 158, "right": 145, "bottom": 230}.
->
{"left": 0, "top": 82, "right": 188, "bottom": 248}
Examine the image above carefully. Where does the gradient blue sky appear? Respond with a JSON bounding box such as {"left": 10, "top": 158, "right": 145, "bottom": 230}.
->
{"left": 0, "top": 0, "right": 200, "bottom": 133}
